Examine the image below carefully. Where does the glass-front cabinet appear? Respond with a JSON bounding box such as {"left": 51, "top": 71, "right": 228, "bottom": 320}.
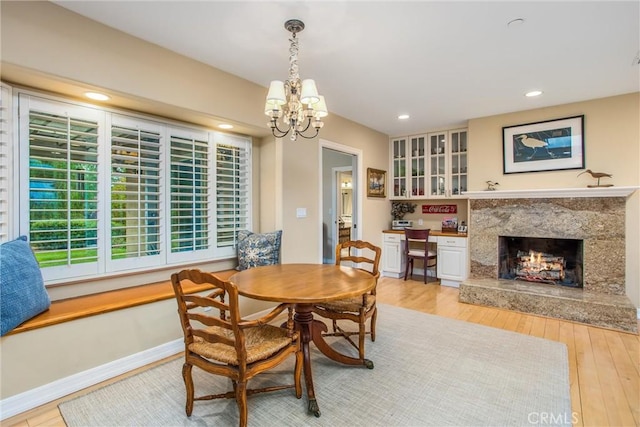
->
{"left": 449, "top": 129, "right": 468, "bottom": 197}
{"left": 428, "top": 132, "right": 447, "bottom": 196}
{"left": 391, "top": 137, "right": 407, "bottom": 198}
{"left": 409, "top": 135, "right": 426, "bottom": 197}
{"left": 390, "top": 129, "right": 468, "bottom": 199}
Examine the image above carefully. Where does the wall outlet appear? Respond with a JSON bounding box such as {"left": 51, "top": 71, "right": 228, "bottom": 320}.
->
{"left": 418, "top": 219, "right": 424, "bottom": 225}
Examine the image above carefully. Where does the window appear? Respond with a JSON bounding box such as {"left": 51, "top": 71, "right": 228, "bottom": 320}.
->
{"left": 215, "top": 134, "right": 251, "bottom": 248}
{"left": 109, "top": 115, "right": 163, "bottom": 271}
{"left": 14, "top": 91, "right": 251, "bottom": 284}
{"left": 169, "top": 127, "right": 213, "bottom": 263}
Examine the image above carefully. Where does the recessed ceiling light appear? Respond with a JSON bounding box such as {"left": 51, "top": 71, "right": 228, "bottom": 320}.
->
{"left": 525, "top": 90, "right": 543, "bottom": 97}
{"left": 84, "top": 92, "right": 110, "bottom": 101}
{"left": 397, "top": 114, "right": 410, "bottom": 120}
{"left": 218, "top": 124, "right": 234, "bottom": 129}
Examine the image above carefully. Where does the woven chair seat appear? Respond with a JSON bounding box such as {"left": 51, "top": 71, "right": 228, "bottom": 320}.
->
{"left": 316, "top": 294, "right": 376, "bottom": 313}
{"left": 189, "top": 324, "right": 296, "bottom": 365}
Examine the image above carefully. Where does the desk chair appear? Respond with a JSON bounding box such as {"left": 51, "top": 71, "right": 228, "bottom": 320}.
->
{"left": 171, "top": 269, "right": 302, "bottom": 427}
{"left": 404, "top": 228, "right": 437, "bottom": 284}
{"left": 312, "top": 240, "right": 381, "bottom": 368}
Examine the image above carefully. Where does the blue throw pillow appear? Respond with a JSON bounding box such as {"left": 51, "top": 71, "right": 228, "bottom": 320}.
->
{"left": 236, "top": 230, "right": 282, "bottom": 271}
{"left": 1, "top": 236, "right": 51, "bottom": 336}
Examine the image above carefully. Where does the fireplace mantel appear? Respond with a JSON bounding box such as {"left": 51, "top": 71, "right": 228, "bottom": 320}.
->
{"left": 464, "top": 186, "right": 638, "bottom": 199}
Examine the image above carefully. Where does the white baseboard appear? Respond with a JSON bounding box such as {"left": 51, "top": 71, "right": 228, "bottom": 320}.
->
{"left": 0, "top": 306, "right": 276, "bottom": 421}
{"left": 0, "top": 339, "right": 183, "bottom": 420}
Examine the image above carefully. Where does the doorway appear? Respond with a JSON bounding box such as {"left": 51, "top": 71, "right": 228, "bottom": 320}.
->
{"left": 320, "top": 141, "right": 361, "bottom": 264}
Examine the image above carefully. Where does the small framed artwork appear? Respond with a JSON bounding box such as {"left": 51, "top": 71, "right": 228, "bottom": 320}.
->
{"left": 367, "top": 168, "right": 386, "bottom": 198}
{"left": 503, "top": 115, "right": 585, "bottom": 174}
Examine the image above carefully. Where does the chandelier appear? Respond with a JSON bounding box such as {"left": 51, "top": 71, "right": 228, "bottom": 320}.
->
{"left": 265, "top": 19, "right": 328, "bottom": 141}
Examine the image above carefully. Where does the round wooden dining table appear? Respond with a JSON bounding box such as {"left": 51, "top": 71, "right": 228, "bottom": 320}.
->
{"left": 229, "top": 263, "right": 376, "bottom": 417}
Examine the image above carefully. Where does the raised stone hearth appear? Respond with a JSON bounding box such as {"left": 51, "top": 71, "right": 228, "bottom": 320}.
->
{"left": 459, "top": 279, "right": 637, "bottom": 332}
{"left": 460, "top": 187, "right": 638, "bottom": 333}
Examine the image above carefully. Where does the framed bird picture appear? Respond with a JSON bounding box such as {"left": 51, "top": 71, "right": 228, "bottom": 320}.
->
{"left": 502, "top": 115, "right": 585, "bottom": 174}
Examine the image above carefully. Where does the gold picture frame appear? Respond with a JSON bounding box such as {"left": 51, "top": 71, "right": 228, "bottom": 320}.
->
{"left": 367, "top": 168, "right": 386, "bottom": 198}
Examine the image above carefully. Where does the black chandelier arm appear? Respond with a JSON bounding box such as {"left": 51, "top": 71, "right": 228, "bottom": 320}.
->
{"left": 270, "top": 122, "right": 290, "bottom": 138}
{"left": 294, "top": 127, "right": 320, "bottom": 139}
{"left": 270, "top": 116, "right": 320, "bottom": 140}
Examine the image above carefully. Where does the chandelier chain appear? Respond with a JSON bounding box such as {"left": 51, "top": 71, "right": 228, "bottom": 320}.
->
{"left": 288, "top": 34, "right": 300, "bottom": 82}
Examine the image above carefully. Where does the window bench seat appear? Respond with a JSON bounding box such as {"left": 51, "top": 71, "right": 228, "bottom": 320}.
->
{"left": 8, "top": 269, "right": 238, "bottom": 335}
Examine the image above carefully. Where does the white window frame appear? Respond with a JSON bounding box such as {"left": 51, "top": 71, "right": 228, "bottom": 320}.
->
{"left": 166, "top": 125, "right": 215, "bottom": 264}
{"left": 107, "top": 113, "right": 165, "bottom": 272}
{"left": 0, "top": 83, "right": 13, "bottom": 242}
{"left": 12, "top": 87, "right": 251, "bottom": 285}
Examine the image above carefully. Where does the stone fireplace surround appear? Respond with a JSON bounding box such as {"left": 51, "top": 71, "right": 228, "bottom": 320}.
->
{"left": 459, "top": 187, "right": 638, "bottom": 333}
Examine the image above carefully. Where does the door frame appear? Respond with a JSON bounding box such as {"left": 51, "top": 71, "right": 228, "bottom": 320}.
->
{"left": 318, "top": 139, "right": 363, "bottom": 263}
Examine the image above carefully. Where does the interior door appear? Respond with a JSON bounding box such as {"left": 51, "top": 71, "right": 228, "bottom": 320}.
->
{"left": 321, "top": 146, "right": 358, "bottom": 264}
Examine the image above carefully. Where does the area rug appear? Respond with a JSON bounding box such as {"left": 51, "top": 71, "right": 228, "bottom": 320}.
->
{"left": 59, "top": 304, "right": 572, "bottom": 426}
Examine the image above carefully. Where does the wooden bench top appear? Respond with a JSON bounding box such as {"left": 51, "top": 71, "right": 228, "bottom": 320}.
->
{"left": 8, "top": 269, "right": 237, "bottom": 335}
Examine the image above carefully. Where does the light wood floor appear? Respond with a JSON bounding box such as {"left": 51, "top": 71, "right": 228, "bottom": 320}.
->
{"left": 5, "top": 277, "right": 639, "bottom": 427}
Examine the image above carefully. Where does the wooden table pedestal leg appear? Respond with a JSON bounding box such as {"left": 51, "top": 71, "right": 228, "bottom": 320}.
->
{"left": 293, "top": 304, "right": 324, "bottom": 417}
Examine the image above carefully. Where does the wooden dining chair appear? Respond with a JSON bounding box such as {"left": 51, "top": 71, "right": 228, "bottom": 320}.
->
{"left": 171, "top": 269, "right": 302, "bottom": 427}
{"left": 404, "top": 228, "right": 437, "bottom": 284}
{"left": 312, "top": 240, "right": 381, "bottom": 369}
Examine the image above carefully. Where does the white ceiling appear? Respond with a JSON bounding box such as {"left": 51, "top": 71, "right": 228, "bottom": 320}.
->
{"left": 53, "top": 1, "right": 639, "bottom": 136}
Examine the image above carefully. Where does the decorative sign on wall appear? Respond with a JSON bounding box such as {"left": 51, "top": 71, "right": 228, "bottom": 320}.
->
{"left": 422, "top": 204, "right": 457, "bottom": 214}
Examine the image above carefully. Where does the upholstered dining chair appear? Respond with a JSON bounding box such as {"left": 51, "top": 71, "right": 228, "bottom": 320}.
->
{"left": 312, "top": 240, "right": 381, "bottom": 369}
{"left": 403, "top": 228, "right": 437, "bottom": 284}
{"left": 171, "top": 269, "right": 302, "bottom": 427}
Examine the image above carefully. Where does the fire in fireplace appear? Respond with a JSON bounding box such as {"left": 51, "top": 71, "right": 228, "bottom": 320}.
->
{"left": 498, "top": 236, "right": 583, "bottom": 287}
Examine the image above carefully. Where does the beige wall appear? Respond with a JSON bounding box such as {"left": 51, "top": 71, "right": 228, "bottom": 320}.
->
{"left": 468, "top": 93, "right": 639, "bottom": 191}
{"left": 278, "top": 120, "right": 390, "bottom": 264}
{"left": 468, "top": 93, "right": 640, "bottom": 307}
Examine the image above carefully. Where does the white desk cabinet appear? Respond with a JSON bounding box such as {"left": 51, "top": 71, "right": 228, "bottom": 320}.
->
{"left": 382, "top": 231, "right": 468, "bottom": 287}
{"left": 436, "top": 236, "right": 468, "bottom": 287}
{"left": 382, "top": 232, "right": 405, "bottom": 278}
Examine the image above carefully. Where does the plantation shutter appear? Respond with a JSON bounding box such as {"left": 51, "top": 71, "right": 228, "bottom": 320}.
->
{"left": 110, "top": 115, "right": 162, "bottom": 268}
{"left": 215, "top": 134, "right": 250, "bottom": 250}
{"left": 22, "top": 96, "right": 100, "bottom": 277}
{"left": 0, "top": 85, "right": 11, "bottom": 242}
{"left": 169, "top": 129, "right": 212, "bottom": 261}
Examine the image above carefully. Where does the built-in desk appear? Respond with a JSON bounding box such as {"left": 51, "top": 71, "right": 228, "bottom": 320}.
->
{"left": 381, "top": 230, "right": 469, "bottom": 287}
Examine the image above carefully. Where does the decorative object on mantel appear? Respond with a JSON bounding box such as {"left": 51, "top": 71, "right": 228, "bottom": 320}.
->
{"left": 264, "top": 19, "right": 328, "bottom": 141}
{"left": 485, "top": 181, "right": 499, "bottom": 191}
{"left": 577, "top": 169, "right": 613, "bottom": 188}
{"left": 503, "top": 115, "right": 584, "bottom": 174}
{"left": 391, "top": 201, "right": 416, "bottom": 220}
